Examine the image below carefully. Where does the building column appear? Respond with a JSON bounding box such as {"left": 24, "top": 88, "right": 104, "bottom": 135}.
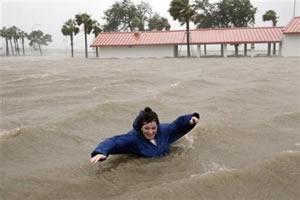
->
{"left": 197, "top": 45, "right": 201, "bottom": 57}
{"left": 244, "top": 43, "right": 247, "bottom": 56}
{"left": 96, "top": 47, "right": 99, "bottom": 57}
{"left": 234, "top": 44, "right": 239, "bottom": 56}
{"left": 267, "top": 43, "right": 271, "bottom": 56}
{"left": 279, "top": 42, "right": 282, "bottom": 56}
{"left": 221, "top": 44, "right": 224, "bottom": 57}
{"left": 273, "top": 43, "right": 276, "bottom": 55}
{"left": 223, "top": 44, "right": 228, "bottom": 58}
{"left": 251, "top": 43, "right": 255, "bottom": 58}
{"left": 174, "top": 45, "right": 178, "bottom": 57}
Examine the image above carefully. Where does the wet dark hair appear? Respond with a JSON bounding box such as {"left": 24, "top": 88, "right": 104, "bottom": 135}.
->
{"left": 133, "top": 107, "right": 160, "bottom": 131}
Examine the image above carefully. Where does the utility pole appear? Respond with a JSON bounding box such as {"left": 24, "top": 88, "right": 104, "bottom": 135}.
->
{"left": 294, "top": 0, "right": 296, "bottom": 17}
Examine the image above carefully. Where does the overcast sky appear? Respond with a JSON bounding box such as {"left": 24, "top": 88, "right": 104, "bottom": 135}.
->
{"left": 1, "top": 0, "right": 299, "bottom": 49}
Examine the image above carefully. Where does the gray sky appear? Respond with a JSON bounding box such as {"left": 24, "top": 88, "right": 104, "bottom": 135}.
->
{"left": 1, "top": 0, "right": 299, "bottom": 49}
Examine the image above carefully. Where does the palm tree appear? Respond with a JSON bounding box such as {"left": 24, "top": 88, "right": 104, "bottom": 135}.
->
{"left": 169, "top": 0, "right": 196, "bottom": 57}
{"left": 75, "top": 13, "right": 93, "bottom": 58}
{"left": 0, "top": 27, "right": 10, "bottom": 55}
{"left": 61, "top": 19, "right": 79, "bottom": 57}
{"left": 263, "top": 10, "right": 278, "bottom": 26}
{"left": 263, "top": 10, "right": 278, "bottom": 55}
{"left": 27, "top": 30, "right": 52, "bottom": 55}
{"left": 19, "top": 31, "right": 27, "bottom": 55}
{"left": 6, "top": 27, "right": 15, "bottom": 55}
{"left": 11, "top": 26, "right": 21, "bottom": 56}
{"left": 91, "top": 20, "right": 102, "bottom": 57}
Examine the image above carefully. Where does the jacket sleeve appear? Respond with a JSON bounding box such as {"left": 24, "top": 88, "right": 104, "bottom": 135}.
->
{"left": 167, "top": 113, "right": 199, "bottom": 144}
{"left": 91, "top": 132, "right": 136, "bottom": 158}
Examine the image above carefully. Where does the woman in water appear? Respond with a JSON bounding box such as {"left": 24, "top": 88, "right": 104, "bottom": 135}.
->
{"left": 90, "top": 107, "right": 200, "bottom": 163}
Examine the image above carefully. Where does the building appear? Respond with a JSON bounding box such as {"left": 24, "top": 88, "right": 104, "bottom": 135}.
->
{"left": 281, "top": 16, "right": 300, "bottom": 57}
{"left": 91, "top": 17, "right": 300, "bottom": 58}
{"left": 91, "top": 31, "right": 186, "bottom": 58}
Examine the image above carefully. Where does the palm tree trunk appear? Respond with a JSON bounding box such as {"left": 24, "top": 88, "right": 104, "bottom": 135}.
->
{"left": 84, "top": 24, "right": 88, "bottom": 58}
{"left": 9, "top": 39, "right": 14, "bottom": 55}
{"left": 5, "top": 38, "right": 10, "bottom": 56}
{"left": 94, "top": 33, "right": 99, "bottom": 57}
{"left": 22, "top": 38, "right": 25, "bottom": 55}
{"left": 15, "top": 39, "right": 20, "bottom": 56}
{"left": 70, "top": 34, "right": 74, "bottom": 57}
{"left": 186, "top": 21, "right": 191, "bottom": 57}
{"left": 13, "top": 39, "right": 17, "bottom": 55}
{"left": 18, "top": 40, "right": 21, "bottom": 55}
{"left": 38, "top": 44, "right": 42, "bottom": 55}
{"left": 16, "top": 39, "right": 20, "bottom": 55}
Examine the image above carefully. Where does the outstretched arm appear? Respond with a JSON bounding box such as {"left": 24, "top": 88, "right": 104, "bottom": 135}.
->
{"left": 90, "top": 133, "right": 136, "bottom": 163}
{"left": 167, "top": 113, "right": 200, "bottom": 144}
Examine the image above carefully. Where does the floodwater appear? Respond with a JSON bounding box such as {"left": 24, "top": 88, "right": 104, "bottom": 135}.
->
{"left": 1, "top": 56, "right": 300, "bottom": 200}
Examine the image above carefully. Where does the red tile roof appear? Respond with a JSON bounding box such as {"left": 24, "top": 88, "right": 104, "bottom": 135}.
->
{"left": 191, "top": 27, "right": 283, "bottom": 44}
{"left": 91, "top": 31, "right": 184, "bottom": 47}
{"left": 283, "top": 16, "right": 300, "bottom": 34}
{"left": 91, "top": 27, "right": 283, "bottom": 47}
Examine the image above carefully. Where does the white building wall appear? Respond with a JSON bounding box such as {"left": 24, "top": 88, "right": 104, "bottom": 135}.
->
{"left": 99, "top": 45, "right": 174, "bottom": 58}
{"left": 282, "top": 34, "right": 300, "bottom": 57}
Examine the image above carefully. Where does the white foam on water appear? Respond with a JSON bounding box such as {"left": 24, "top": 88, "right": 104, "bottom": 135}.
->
{"left": 197, "top": 160, "right": 235, "bottom": 177}
{"left": 40, "top": 73, "right": 52, "bottom": 79}
{"left": 282, "top": 150, "right": 298, "bottom": 153}
{"left": 202, "top": 161, "right": 235, "bottom": 175}
{"left": 88, "top": 86, "right": 99, "bottom": 94}
{"left": 0, "top": 127, "right": 21, "bottom": 139}
{"left": 12, "top": 72, "right": 56, "bottom": 82}
{"left": 14, "top": 77, "right": 27, "bottom": 82}
{"left": 170, "top": 82, "right": 180, "bottom": 88}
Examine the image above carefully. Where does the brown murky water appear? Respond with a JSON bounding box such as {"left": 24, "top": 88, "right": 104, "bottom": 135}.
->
{"left": 1, "top": 56, "right": 300, "bottom": 200}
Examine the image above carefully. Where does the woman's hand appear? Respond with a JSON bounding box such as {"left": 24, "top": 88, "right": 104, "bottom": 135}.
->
{"left": 90, "top": 154, "right": 107, "bottom": 164}
{"left": 189, "top": 116, "right": 200, "bottom": 125}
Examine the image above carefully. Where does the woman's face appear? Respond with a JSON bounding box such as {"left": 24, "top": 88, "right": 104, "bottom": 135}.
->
{"left": 141, "top": 121, "right": 157, "bottom": 140}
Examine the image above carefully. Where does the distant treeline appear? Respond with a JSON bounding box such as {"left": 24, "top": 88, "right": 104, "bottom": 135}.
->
{"left": 0, "top": 26, "right": 52, "bottom": 56}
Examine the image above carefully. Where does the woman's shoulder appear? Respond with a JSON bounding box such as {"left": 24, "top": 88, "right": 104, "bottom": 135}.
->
{"left": 159, "top": 123, "right": 172, "bottom": 133}
{"left": 125, "top": 129, "right": 140, "bottom": 140}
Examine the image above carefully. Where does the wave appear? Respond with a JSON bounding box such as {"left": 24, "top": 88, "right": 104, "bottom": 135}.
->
{"left": 272, "top": 111, "right": 300, "bottom": 122}
{"left": 3, "top": 72, "right": 58, "bottom": 84}
{"left": 117, "top": 151, "right": 300, "bottom": 200}
{"left": 0, "top": 125, "right": 86, "bottom": 169}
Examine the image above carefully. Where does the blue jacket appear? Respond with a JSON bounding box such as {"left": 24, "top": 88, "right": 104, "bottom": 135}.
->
{"left": 91, "top": 113, "right": 198, "bottom": 159}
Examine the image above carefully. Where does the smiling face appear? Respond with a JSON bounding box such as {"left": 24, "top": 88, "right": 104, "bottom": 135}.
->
{"left": 141, "top": 121, "right": 158, "bottom": 140}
